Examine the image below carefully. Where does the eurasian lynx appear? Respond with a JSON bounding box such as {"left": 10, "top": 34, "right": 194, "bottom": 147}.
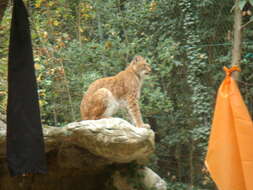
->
{"left": 80, "top": 56, "right": 151, "bottom": 128}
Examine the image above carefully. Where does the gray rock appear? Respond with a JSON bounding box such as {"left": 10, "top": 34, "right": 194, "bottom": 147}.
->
{"left": 0, "top": 118, "right": 159, "bottom": 190}
{"left": 112, "top": 167, "right": 167, "bottom": 190}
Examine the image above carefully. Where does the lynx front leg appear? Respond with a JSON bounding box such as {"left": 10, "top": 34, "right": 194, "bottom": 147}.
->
{"left": 126, "top": 96, "right": 150, "bottom": 128}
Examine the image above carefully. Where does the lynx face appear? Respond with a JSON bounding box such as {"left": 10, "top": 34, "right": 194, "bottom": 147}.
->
{"left": 131, "top": 56, "right": 151, "bottom": 78}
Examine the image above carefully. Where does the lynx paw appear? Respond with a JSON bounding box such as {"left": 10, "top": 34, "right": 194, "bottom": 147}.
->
{"left": 141, "top": 123, "right": 151, "bottom": 129}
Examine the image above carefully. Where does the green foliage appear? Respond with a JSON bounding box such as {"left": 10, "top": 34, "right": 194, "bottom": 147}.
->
{"left": 239, "top": 0, "right": 247, "bottom": 10}
{"left": 239, "top": 0, "right": 253, "bottom": 9}
{"left": 166, "top": 182, "right": 207, "bottom": 190}
{"left": 119, "top": 162, "right": 147, "bottom": 190}
{"left": 0, "top": 6, "right": 10, "bottom": 115}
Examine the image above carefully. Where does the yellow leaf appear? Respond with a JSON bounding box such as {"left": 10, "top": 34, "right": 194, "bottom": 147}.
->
{"left": 35, "top": 63, "right": 42, "bottom": 70}
{"left": 39, "top": 90, "right": 46, "bottom": 97}
{"left": 48, "top": 2, "right": 54, "bottom": 7}
{"left": 105, "top": 41, "right": 112, "bottom": 49}
{"left": 53, "top": 20, "right": 60, "bottom": 26}
{"left": 39, "top": 100, "right": 46, "bottom": 106}
{"left": 37, "top": 74, "right": 43, "bottom": 81}
{"left": 35, "top": 3, "right": 41, "bottom": 8}
{"left": 42, "top": 31, "right": 48, "bottom": 38}
{"left": 35, "top": 0, "right": 42, "bottom": 8}
{"left": 149, "top": 1, "right": 157, "bottom": 11}
{"left": 0, "top": 91, "right": 6, "bottom": 96}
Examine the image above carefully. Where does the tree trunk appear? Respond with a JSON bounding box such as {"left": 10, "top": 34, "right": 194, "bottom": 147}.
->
{"left": 0, "top": 0, "right": 9, "bottom": 23}
{"left": 231, "top": 0, "right": 242, "bottom": 80}
{"left": 188, "top": 141, "right": 194, "bottom": 190}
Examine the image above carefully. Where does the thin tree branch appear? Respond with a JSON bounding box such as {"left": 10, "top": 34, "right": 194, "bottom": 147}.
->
{"left": 241, "top": 19, "right": 253, "bottom": 29}
{"left": 231, "top": 0, "right": 242, "bottom": 80}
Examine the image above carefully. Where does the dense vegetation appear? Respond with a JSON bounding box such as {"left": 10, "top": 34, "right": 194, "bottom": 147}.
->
{"left": 1, "top": 0, "right": 253, "bottom": 189}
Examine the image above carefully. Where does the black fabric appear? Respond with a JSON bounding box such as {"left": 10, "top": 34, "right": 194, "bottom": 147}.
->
{"left": 7, "top": 0, "right": 47, "bottom": 176}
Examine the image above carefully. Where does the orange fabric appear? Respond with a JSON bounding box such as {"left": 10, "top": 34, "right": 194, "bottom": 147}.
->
{"left": 205, "top": 66, "right": 253, "bottom": 190}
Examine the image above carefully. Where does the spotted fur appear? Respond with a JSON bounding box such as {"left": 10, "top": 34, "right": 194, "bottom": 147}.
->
{"left": 80, "top": 56, "right": 151, "bottom": 128}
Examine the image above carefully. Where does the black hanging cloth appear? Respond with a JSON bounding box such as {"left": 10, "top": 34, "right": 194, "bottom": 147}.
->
{"left": 7, "top": 0, "right": 47, "bottom": 176}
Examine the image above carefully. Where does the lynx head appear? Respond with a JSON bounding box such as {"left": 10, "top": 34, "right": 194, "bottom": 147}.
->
{"left": 129, "top": 56, "right": 151, "bottom": 77}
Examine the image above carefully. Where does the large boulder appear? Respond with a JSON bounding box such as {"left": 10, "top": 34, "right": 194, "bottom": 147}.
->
{"left": 113, "top": 167, "right": 167, "bottom": 190}
{"left": 0, "top": 117, "right": 165, "bottom": 190}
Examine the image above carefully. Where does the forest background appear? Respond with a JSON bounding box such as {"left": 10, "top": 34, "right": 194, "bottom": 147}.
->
{"left": 1, "top": 0, "right": 253, "bottom": 189}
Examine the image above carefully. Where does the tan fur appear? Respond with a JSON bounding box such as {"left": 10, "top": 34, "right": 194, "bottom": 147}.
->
{"left": 80, "top": 56, "right": 151, "bottom": 128}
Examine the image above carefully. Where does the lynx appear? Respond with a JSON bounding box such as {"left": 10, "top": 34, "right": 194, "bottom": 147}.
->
{"left": 80, "top": 56, "right": 151, "bottom": 128}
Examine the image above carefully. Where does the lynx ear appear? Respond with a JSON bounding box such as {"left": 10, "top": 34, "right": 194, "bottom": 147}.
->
{"left": 131, "top": 55, "right": 142, "bottom": 65}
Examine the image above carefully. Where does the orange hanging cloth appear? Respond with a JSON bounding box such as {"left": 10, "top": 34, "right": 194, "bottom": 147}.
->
{"left": 205, "top": 66, "right": 253, "bottom": 190}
